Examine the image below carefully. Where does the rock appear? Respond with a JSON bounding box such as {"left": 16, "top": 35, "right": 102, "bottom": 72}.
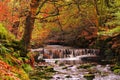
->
{"left": 84, "top": 74, "right": 95, "bottom": 80}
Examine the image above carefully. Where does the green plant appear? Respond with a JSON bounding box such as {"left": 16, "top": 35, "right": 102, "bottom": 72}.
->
{"left": 98, "top": 26, "right": 120, "bottom": 36}
{"left": 0, "top": 23, "right": 15, "bottom": 40}
{"left": 22, "top": 64, "right": 33, "bottom": 73}
{"left": 0, "top": 44, "right": 11, "bottom": 54}
{"left": 0, "top": 23, "right": 7, "bottom": 39}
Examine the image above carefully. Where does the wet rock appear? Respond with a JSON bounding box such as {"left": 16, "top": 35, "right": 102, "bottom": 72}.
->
{"left": 84, "top": 74, "right": 95, "bottom": 80}
{"left": 77, "top": 64, "right": 92, "bottom": 69}
{"left": 65, "top": 75, "right": 72, "bottom": 78}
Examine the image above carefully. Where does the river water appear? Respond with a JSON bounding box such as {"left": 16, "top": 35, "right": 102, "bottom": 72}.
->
{"left": 50, "top": 64, "right": 120, "bottom": 80}
{"left": 32, "top": 45, "right": 120, "bottom": 80}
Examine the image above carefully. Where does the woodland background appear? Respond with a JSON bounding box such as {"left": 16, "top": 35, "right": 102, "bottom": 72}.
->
{"left": 0, "top": 0, "right": 120, "bottom": 79}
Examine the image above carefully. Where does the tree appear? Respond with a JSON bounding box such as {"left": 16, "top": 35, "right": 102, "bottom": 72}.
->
{"left": 21, "top": 0, "right": 73, "bottom": 52}
{"left": 21, "top": 0, "right": 41, "bottom": 54}
{"left": 0, "top": 0, "right": 104, "bottom": 55}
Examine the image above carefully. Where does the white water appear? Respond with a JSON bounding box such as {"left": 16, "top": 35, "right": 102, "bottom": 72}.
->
{"left": 44, "top": 55, "right": 96, "bottom": 63}
{"left": 32, "top": 45, "right": 120, "bottom": 80}
{"left": 50, "top": 64, "right": 120, "bottom": 80}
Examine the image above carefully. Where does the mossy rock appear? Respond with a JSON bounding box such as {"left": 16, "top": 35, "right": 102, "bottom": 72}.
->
{"left": 59, "top": 63, "right": 65, "bottom": 66}
{"left": 45, "top": 66, "right": 56, "bottom": 72}
{"left": 77, "top": 64, "right": 92, "bottom": 69}
{"left": 84, "top": 74, "right": 95, "bottom": 80}
{"left": 62, "top": 66, "right": 68, "bottom": 69}
{"left": 87, "top": 68, "right": 98, "bottom": 74}
{"left": 30, "top": 66, "right": 54, "bottom": 80}
{"left": 113, "top": 69, "right": 120, "bottom": 75}
{"left": 111, "top": 65, "right": 120, "bottom": 71}
{"left": 65, "top": 75, "right": 72, "bottom": 78}
{"left": 55, "top": 60, "right": 58, "bottom": 64}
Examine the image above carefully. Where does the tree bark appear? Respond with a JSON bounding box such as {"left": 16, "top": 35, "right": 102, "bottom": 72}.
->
{"left": 22, "top": 12, "right": 35, "bottom": 50}
{"left": 21, "top": 0, "right": 40, "bottom": 54}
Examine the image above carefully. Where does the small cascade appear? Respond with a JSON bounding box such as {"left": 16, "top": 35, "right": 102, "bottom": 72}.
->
{"left": 36, "top": 48, "right": 100, "bottom": 59}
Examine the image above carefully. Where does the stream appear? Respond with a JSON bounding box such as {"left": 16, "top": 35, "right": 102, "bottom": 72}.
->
{"left": 51, "top": 64, "right": 120, "bottom": 80}
{"left": 32, "top": 45, "right": 120, "bottom": 80}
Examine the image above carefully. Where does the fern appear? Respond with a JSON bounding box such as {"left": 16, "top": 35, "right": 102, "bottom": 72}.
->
{"left": 0, "top": 44, "right": 10, "bottom": 54}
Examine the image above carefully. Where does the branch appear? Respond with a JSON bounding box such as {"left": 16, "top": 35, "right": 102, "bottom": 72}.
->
{"left": 36, "top": 12, "right": 59, "bottom": 22}
{"left": 35, "top": 0, "right": 60, "bottom": 21}
{"left": 36, "top": 0, "right": 48, "bottom": 15}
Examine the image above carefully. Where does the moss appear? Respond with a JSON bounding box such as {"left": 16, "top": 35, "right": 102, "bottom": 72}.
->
{"left": 30, "top": 66, "right": 55, "bottom": 80}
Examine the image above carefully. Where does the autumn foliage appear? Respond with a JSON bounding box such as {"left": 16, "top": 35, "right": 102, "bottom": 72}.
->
{"left": 0, "top": 60, "right": 21, "bottom": 80}
{"left": 0, "top": 0, "right": 120, "bottom": 79}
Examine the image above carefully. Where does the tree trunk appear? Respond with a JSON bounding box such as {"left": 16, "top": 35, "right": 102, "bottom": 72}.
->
{"left": 21, "top": 0, "right": 40, "bottom": 56}
{"left": 22, "top": 12, "right": 35, "bottom": 50}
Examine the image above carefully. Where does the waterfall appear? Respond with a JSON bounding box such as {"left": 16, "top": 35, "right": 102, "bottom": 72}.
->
{"left": 36, "top": 48, "right": 100, "bottom": 59}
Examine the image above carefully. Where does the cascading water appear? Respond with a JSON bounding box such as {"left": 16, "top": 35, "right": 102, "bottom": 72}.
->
{"left": 34, "top": 45, "right": 100, "bottom": 59}
{"left": 33, "top": 45, "right": 100, "bottom": 64}
{"left": 32, "top": 45, "right": 120, "bottom": 80}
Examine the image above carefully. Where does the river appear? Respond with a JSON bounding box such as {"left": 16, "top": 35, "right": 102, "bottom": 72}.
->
{"left": 32, "top": 45, "right": 120, "bottom": 80}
